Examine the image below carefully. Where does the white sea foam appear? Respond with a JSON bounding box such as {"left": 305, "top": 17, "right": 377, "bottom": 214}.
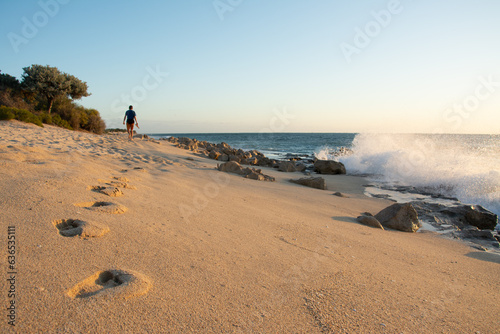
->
{"left": 316, "top": 133, "right": 500, "bottom": 217}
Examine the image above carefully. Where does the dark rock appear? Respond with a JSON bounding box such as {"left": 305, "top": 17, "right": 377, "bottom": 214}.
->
{"left": 413, "top": 201, "right": 498, "bottom": 231}
{"left": 333, "top": 192, "right": 347, "bottom": 198}
{"left": 290, "top": 177, "right": 327, "bottom": 190}
{"left": 256, "top": 157, "right": 273, "bottom": 167}
{"left": 464, "top": 205, "right": 498, "bottom": 230}
{"left": 295, "top": 163, "right": 307, "bottom": 172}
{"left": 460, "top": 226, "right": 496, "bottom": 240}
{"left": 278, "top": 161, "right": 297, "bottom": 172}
{"left": 313, "top": 160, "right": 346, "bottom": 175}
{"left": 357, "top": 216, "right": 384, "bottom": 229}
{"left": 375, "top": 203, "right": 421, "bottom": 232}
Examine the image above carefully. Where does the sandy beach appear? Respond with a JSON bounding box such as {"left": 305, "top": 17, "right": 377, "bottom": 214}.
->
{"left": 0, "top": 120, "right": 499, "bottom": 333}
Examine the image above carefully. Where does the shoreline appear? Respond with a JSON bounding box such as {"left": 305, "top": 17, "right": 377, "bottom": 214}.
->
{"left": 1, "top": 120, "right": 499, "bottom": 333}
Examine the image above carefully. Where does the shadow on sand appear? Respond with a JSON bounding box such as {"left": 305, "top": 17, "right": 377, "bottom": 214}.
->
{"left": 465, "top": 251, "right": 500, "bottom": 264}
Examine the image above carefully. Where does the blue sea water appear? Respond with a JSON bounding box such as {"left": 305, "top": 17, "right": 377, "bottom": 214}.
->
{"left": 150, "top": 132, "right": 500, "bottom": 218}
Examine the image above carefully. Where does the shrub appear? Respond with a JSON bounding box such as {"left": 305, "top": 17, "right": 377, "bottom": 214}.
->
{"left": 0, "top": 106, "right": 15, "bottom": 120}
{"left": 13, "top": 108, "right": 43, "bottom": 127}
{"left": 38, "top": 112, "right": 52, "bottom": 124}
{"left": 0, "top": 106, "right": 42, "bottom": 126}
{"left": 51, "top": 114, "right": 72, "bottom": 130}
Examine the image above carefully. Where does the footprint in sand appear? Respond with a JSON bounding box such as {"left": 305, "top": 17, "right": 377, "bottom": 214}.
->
{"left": 53, "top": 219, "right": 109, "bottom": 238}
{"left": 67, "top": 269, "right": 151, "bottom": 300}
{"left": 74, "top": 201, "right": 128, "bottom": 214}
{"left": 89, "top": 185, "right": 124, "bottom": 197}
{"left": 109, "top": 181, "right": 137, "bottom": 189}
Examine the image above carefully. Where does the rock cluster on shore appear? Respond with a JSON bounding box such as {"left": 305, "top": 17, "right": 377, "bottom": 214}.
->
{"left": 357, "top": 201, "right": 499, "bottom": 250}
{"left": 357, "top": 203, "right": 421, "bottom": 232}
{"left": 164, "top": 136, "right": 346, "bottom": 184}
{"left": 165, "top": 137, "right": 281, "bottom": 167}
{"left": 217, "top": 161, "right": 276, "bottom": 181}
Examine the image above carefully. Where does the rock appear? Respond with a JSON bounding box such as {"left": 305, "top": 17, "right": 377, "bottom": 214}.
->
{"left": 229, "top": 154, "right": 241, "bottom": 162}
{"left": 460, "top": 226, "right": 497, "bottom": 240}
{"left": 313, "top": 160, "right": 346, "bottom": 175}
{"left": 289, "top": 177, "right": 327, "bottom": 190}
{"left": 209, "top": 150, "right": 221, "bottom": 160}
{"left": 245, "top": 171, "right": 265, "bottom": 181}
{"left": 412, "top": 201, "right": 498, "bottom": 231}
{"left": 220, "top": 154, "right": 229, "bottom": 162}
{"left": 242, "top": 157, "right": 258, "bottom": 165}
{"left": 295, "top": 163, "right": 307, "bottom": 172}
{"left": 333, "top": 192, "right": 347, "bottom": 198}
{"left": 464, "top": 205, "right": 498, "bottom": 230}
{"left": 278, "top": 161, "right": 297, "bottom": 172}
{"left": 374, "top": 203, "right": 421, "bottom": 232}
{"left": 357, "top": 216, "right": 384, "bottom": 229}
{"left": 217, "top": 161, "right": 244, "bottom": 174}
{"left": 217, "top": 162, "right": 275, "bottom": 182}
{"left": 166, "top": 136, "right": 178, "bottom": 144}
{"left": 256, "top": 157, "right": 273, "bottom": 167}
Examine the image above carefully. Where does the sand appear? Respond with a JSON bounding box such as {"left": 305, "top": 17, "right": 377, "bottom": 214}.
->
{"left": 0, "top": 120, "right": 499, "bottom": 333}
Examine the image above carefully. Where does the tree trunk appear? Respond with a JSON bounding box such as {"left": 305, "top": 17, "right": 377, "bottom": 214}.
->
{"left": 47, "top": 97, "right": 54, "bottom": 115}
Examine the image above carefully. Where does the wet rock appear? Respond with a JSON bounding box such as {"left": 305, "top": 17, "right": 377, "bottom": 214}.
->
{"left": 289, "top": 177, "right": 327, "bottom": 190}
{"left": 313, "top": 160, "right": 346, "bottom": 175}
{"left": 375, "top": 203, "right": 421, "bottom": 232}
{"left": 412, "top": 201, "right": 498, "bottom": 231}
{"left": 464, "top": 205, "right": 498, "bottom": 230}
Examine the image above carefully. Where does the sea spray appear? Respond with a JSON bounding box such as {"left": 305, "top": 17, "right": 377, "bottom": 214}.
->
{"left": 337, "top": 133, "right": 500, "bottom": 216}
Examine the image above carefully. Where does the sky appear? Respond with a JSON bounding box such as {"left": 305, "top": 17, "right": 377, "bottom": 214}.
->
{"left": 1, "top": 0, "right": 500, "bottom": 134}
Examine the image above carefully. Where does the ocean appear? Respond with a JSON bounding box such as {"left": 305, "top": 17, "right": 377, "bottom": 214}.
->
{"left": 150, "top": 132, "right": 500, "bottom": 219}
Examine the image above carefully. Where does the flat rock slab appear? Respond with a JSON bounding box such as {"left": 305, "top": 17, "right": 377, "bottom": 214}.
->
{"left": 290, "top": 177, "right": 327, "bottom": 190}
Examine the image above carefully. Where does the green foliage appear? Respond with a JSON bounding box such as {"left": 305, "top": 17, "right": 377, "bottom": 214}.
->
{"left": 0, "top": 106, "right": 43, "bottom": 127}
{"left": 0, "top": 106, "right": 15, "bottom": 120}
{"left": 21, "top": 64, "right": 90, "bottom": 114}
{"left": 51, "top": 114, "right": 72, "bottom": 130}
{"left": 1, "top": 66, "right": 105, "bottom": 134}
{"left": 38, "top": 112, "right": 51, "bottom": 124}
{"left": 0, "top": 72, "right": 21, "bottom": 91}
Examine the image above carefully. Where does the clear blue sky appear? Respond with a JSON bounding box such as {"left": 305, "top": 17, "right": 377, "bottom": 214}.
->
{"left": 2, "top": 0, "right": 500, "bottom": 134}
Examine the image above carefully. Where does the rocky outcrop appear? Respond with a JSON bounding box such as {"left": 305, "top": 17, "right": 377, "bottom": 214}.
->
{"left": 357, "top": 215, "right": 384, "bottom": 229}
{"left": 374, "top": 203, "right": 421, "bottom": 232}
{"left": 217, "top": 161, "right": 275, "bottom": 182}
{"left": 313, "top": 160, "right": 346, "bottom": 175}
{"left": 463, "top": 205, "right": 498, "bottom": 230}
{"left": 165, "top": 136, "right": 279, "bottom": 168}
{"left": 412, "top": 201, "right": 498, "bottom": 231}
{"left": 289, "top": 177, "right": 327, "bottom": 190}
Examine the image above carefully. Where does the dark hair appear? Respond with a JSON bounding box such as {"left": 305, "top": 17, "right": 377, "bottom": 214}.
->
{"left": 129, "top": 105, "right": 133, "bottom": 109}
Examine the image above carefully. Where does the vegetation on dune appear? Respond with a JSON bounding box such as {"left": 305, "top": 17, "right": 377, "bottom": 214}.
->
{"left": 0, "top": 66, "right": 105, "bottom": 134}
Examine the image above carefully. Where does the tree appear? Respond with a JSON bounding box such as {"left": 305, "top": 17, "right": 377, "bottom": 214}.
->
{"left": 21, "top": 65, "right": 90, "bottom": 114}
{"left": 0, "top": 71, "right": 21, "bottom": 91}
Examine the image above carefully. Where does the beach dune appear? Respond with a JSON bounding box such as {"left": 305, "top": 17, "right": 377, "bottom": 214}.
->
{"left": 1, "top": 120, "right": 499, "bottom": 333}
